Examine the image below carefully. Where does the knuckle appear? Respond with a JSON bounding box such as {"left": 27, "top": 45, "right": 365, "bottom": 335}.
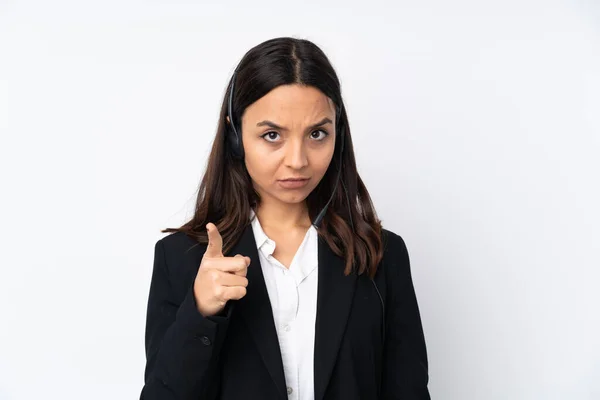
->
{"left": 209, "top": 270, "right": 220, "bottom": 282}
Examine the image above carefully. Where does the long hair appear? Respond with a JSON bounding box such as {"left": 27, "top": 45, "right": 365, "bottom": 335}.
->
{"left": 163, "top": 37, "right": 383, "bottom": 278}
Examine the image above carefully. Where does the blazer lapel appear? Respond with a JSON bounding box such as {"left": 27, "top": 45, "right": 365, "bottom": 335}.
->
{"left": 313, "top": 235, "right": 357, "bottom": 400}
{"left": 226, "top": 224, "right": 287, "bottom": 398}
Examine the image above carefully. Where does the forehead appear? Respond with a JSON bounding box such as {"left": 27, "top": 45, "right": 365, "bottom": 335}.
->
{"left": 242, "top": 84, "right": 336, "bottom": 123}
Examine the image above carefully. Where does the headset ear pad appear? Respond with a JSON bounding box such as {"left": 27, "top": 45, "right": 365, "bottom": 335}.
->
{"left": 226, "top": 120, "right": 244, "bottom": 160}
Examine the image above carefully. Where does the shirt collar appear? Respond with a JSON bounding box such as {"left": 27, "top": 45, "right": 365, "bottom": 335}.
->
{"left": 249, "top": 209, "right": 318, "bottom": 277}
{"left": 249, "top": 209, "right": 275, "bottom": 255}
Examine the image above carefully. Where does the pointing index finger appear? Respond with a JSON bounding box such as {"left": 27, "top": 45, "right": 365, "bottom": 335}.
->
{"left": 205, "top": 222, "right": 223, "bottom": 257}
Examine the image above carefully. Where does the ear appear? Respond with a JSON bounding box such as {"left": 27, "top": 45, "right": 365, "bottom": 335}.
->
{"left": 226, "top": 115, "right": 231, "bottom": 124}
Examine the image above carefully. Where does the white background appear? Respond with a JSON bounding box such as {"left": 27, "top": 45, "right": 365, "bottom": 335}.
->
{"left": 1, "top": 0, "right": 599, "bottom": 399}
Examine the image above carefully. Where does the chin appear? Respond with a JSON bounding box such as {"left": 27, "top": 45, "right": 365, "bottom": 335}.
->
{"left": 281, "top": 194, "right": 309, "bottom": 204}
{"left": 272, "top": 190, "right": 310, "bottom": 205}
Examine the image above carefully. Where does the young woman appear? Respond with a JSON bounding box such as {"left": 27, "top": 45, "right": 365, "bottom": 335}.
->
{"left": 140, "top": 37, "right": 430, "bottom": 400}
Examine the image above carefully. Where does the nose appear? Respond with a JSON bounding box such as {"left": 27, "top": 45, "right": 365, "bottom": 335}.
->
{"left": 284, "top": 137, "right": 308, "bottom": 169}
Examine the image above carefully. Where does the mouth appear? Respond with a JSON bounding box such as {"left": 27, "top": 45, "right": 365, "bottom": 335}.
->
{"left": 277, "top": 178, "right": 310, "bottom": 189}
{"left": 279, "top": 178, "right": 310, "bottom": 182}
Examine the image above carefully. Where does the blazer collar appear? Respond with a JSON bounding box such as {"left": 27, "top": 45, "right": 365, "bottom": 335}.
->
{"left": 225, "top": 223, "right": 357, "bottom": 400}
{"left": 313, "top": 232, "right": 357, "bottom": 400}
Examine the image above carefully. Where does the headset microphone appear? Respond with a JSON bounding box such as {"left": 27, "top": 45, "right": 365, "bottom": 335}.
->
{"left": 310, "top": 126, "right": 345, "bottom": 229}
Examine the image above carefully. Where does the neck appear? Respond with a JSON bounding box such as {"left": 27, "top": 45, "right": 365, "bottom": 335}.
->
{"left": 255, "top": 200, "right": 311, "bottom": 231}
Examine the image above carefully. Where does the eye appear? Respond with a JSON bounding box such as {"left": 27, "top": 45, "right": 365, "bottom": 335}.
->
{"left": 261, "top": 131, "right": 280, "bottom": 142}
{"left": 310, "top": 129, "right": 329, "bottom": 141}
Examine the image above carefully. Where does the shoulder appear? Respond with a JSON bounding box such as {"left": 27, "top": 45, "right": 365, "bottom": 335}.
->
{"left": 158, "top": 230, "right": 200, "bottom": 253}
{"left": 381, "top": 228, "right": 409, "bottom": 261}
{"left": 154, "top": 231, "right": 206, "bottom": 275}
{"left": 379, "top": 227, "right": 412, "bottom": 282}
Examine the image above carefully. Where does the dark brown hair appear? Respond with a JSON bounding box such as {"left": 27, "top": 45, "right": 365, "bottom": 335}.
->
{"left": 163, "top": 37, "right": 383, "bottom": 278}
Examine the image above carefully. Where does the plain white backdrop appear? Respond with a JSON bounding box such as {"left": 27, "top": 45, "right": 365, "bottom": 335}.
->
{"left": 1, "top": 0, "right": 599, "bottom": 399}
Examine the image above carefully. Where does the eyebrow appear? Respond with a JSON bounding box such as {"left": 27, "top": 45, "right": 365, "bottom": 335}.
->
{"left": 256, "top": 117, "right": 333, "bottom": 131}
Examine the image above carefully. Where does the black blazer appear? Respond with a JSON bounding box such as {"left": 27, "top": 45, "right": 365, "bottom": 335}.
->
{"left": 140, "top": 224, "right": 430, "bottom": 400}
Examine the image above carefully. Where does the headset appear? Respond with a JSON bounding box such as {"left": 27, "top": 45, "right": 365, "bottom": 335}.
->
{"left": 226, "top": 67, "right": 385, "bottom": 344}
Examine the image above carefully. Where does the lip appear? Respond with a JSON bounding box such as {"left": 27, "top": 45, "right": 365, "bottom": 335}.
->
{"left": 277, "top": 178, "right": 310, "bottom": 189}
{"left": 280, "top": 177, "right": 310, "bottom": 181}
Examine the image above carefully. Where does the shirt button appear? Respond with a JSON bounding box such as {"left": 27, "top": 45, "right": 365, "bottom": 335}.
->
{"left": 287, "top": 386, "right": 293, "bottom": 395}
{"left": 198, "top": 336, "right": 211, "bottom": 346}
{"left": 283, "top": 324, "right": 291, "bottom": 332}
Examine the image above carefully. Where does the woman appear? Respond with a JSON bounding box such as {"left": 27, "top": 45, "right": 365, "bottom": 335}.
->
{"left": 140, "top": 37, "right": 430, "bottom": 400}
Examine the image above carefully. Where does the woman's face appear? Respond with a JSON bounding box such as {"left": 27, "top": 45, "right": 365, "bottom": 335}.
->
{"left": 240, "top": 84, "right": 337, "bottom": 207}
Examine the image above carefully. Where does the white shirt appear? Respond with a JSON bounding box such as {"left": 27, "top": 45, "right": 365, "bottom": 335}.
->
{"left": 249, "top": 210, "right": 319, "bottom": 400}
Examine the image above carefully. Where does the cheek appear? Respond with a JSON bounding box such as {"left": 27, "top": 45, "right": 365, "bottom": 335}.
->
{"left": 313, "top": 150, "right": 335, "bottom": 177}
{"left": 244, "top": 154, "right": 277, "bottom": 184}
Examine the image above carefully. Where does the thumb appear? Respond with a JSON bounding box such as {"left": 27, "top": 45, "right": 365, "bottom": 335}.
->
{"left": 234, "top": 255, "right": 251, "bottom": 267}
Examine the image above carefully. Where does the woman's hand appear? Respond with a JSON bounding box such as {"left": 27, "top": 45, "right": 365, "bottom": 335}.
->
{"left": 193, "top": 222, "right": 250, "bottom": 317}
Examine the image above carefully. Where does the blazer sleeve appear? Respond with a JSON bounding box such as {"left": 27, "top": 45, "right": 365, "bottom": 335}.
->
{"left": 381, "top": 232, "right": 431, "bottom": 399}
{"left": 140, "top": 238, "right": 232, "bottom": 400}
